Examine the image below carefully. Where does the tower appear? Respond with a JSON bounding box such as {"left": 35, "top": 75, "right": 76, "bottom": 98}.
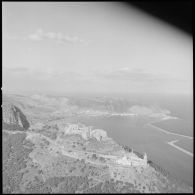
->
{"left": 88, "top": 126, "right": 92, "bottom": 137}
{"left": 143, "top": 152, "right": 147, "bottom": 166}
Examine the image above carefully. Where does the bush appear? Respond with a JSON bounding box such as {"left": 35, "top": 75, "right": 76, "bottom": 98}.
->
{"left": 45, "top": 176, "right": 65, "bottom": 187}
{"left": 25, "top": 180, "right": 52, "bottom": 193}
{"left": 99, "top": 157, "right": 106, "bottom": 162}
{"left": 92, "top": 154, "right": 97, "bottom": 160}
{"left": 3, "top": 133, "right": 33, "bottom": 193}
{"left": 58, "top": 176, "right": 89, "bottom": 193}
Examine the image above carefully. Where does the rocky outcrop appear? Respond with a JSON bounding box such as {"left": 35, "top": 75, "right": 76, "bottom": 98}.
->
{"left": 2, "top": 102, "right": 30, "bottom": 130}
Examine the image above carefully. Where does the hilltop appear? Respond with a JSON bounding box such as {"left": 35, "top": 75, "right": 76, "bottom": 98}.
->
{"left": 2, "top": 93, "right": 193, "bottom": 193}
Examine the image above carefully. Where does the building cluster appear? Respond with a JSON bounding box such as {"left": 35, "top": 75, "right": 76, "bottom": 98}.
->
{"left": 65, "top": 124, "right": 108, "bottom": 141}
{"left": 116, "top": 150, "right": 148, "bottom": 168}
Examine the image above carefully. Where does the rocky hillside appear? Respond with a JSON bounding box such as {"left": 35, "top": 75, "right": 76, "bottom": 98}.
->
{"left": 2, "top": 94, "right": 174, "bottom": 125}
{"left": 2, "top": 101, "right": 30, "bottom": 130}
{"left": 2, "top": 93, "right": 193, "bottom": 193}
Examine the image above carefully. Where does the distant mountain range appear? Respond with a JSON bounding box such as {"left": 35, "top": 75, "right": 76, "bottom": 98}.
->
{"left": 2, "top": 93, "right": 175, "bottom": 124}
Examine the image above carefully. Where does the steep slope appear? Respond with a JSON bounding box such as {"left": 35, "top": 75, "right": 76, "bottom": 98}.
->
{"left": 2, "top": 101, "right": 30, "bottom": 130}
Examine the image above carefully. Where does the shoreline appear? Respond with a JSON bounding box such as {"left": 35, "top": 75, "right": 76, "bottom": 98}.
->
{"left": 147, "top": 123, "right": 193, "bottom": 140}
{"left": 146, "top": 123, "right": 193, "bottom": 157}
{"left": 167, "top": 140, "right": 193, "bottom": 157}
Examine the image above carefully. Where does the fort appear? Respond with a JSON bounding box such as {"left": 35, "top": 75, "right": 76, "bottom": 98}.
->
{"left": 65, "top": 124, "right": 108, "bottom": 141}
{"left": 116, "top": 150, "right": 148, "bottom": 168}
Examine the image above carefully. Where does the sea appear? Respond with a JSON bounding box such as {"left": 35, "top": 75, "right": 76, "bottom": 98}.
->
{"left": 65, "top": 93, "right": 193, "bottom": 186}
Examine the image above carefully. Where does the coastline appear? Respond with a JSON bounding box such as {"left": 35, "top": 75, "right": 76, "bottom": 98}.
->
{"left": 147, "top": 123, "right": 193, "bottom": 140}
{"left": 146, "top": 122, "right": 193, "bottom": 157}
{"left": 167, "top": 140, "right": 193, "bottom": 157}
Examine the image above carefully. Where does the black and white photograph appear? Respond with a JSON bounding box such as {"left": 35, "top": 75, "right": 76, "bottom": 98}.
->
{"left": 2, "top": 1, "right": 193, "bottom": 193}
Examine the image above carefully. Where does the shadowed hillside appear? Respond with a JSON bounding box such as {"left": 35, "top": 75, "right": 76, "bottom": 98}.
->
{"left": 2, "top": 99, "right": 30, "bottom": 131}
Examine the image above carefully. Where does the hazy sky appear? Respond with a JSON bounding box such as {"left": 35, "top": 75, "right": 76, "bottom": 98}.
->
{"left": 2, "top": 2, "right": 193, "bottom": 95}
